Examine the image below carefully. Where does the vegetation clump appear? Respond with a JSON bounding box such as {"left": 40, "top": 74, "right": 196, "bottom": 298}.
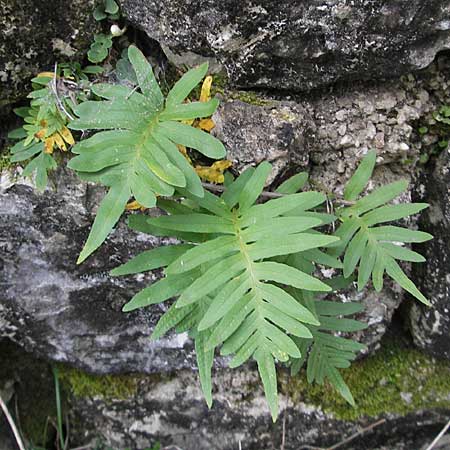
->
{"left": 8, "top": 44, "right": 434, "bottom": 422}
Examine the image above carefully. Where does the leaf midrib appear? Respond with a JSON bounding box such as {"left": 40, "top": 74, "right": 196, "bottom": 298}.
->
{"left": 232, "top": 210, "right": 266, "bottom": 343}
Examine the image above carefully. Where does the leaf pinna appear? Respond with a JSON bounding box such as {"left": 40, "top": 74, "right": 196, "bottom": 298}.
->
{"left": 68, "top": 45, "right": 225, "bottom": 263}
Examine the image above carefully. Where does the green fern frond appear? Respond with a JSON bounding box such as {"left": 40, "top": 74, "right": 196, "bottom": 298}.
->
{"left": 114, "top": 163, "right": 340, "bottom": 420}
{"left": 68, "top": 45, "right": 225, "bottom": 263}
{"left": 331, "top": 151, "right": 432, "bottom": 305}
{"left": 289, "top": 290, "right": 367, "bottom": 406}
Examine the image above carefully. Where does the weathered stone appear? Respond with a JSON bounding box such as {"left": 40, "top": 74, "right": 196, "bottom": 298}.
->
{"left": 212, "top": 98, "right": 314, "bottom": 182}
{"left": 0, "top": 0, "right": 100, "bottom": 114}
{"left": 410, "top": 148, "right": 450, "bottom": 359}
{"left": 0, "top": 168, "right": 207, "bottom": 374}
{"left": 2, "top": 336, "right": 450, "bottom": 450}
{"left": 64, "top": 339, "right": 450, "bottom": 450}
{"left": 211, "top": 59, "right": 450, "bottom": 197}
{"left": 119, "top": 0, "right": 450, "bottom": 91}
{"left": 333, "top": 285, "right": 402, "bottom": 354}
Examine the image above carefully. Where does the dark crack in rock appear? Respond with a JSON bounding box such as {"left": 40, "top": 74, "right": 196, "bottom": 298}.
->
{"left": 119, "top": 0, "right": 450, "bottom": 91}
{"left": 410, "top": 148, "right": 450, "bottom": 359}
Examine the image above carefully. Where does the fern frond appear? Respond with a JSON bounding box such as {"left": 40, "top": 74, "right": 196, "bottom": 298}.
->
{"left": 289, "top": 290, "right": 367, "bottom": 405}
{"left": 331, "top": 152, "right": 432, "bottom": 305}
{"left": 114, "top": 163, "right": 339, "bottom": 420}
{"left": 68, "top": 45, "right": 225, "bottom": 263}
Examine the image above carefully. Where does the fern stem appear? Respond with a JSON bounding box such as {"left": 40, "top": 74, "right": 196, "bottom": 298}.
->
{"left": 201, "top": 182, "right": 355, "bottom": 205}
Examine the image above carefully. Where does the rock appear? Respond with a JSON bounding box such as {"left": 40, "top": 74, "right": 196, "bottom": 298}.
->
{"left": 2, "top": 335, "right": 450, "bottom": 450}
{"left": 119, "top": 0, "right": 450, "bottom": 91}
{"left": 0, "top": 0, "right": 100, "bottom": 115}
{"left": 212, "top": 98, "right": 314, "bottom": 182}
{"left": 306, "top": 60, "right": 450, "bottom": 196}
{"left": 0, "top": 168, "right": 208, "bottom": 374}
{"left": 335, "top": 285, "right": 402, "bottom": 354}
{"left": 410, "top": 148, "right": 450, "bottom": 359}
{"left": 211, "top": 58, "right": 449, "bottom": 196}
{"left": 58, "top": 339, "right": 450, "bottom": 449}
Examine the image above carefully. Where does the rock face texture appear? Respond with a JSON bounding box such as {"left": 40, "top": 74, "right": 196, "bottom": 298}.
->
{"left": 212, "top": 59, "right": 450, "bottom": 194}
{"left": 0, "top": 0, "right": 99, "bottom": 115}
{"left": 212, "top": 98, "right": 314, "bottom": 182}
{"left": 69, "top": 369, "right": 450, "bottom": 450}
{"left": 0, "top": 169, "right": 205, "bottom": 374}
{"left": 119, "top": 0, "right": 450, "bottom": 91}
{"left": 2, "top": 2, "right": 450, "bottom": 448}
{"left": 410, "top": 148, "right": 450, "bottom": 359}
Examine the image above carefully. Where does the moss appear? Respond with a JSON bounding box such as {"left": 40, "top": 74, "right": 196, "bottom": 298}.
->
{"left": 58, "top": 365, "right": 148, "bottom": 400}
{"left": 0, "top": 152, "right": 14, "bottom": 171}
{"left": 280, "top": 338, "right": 450, "bottom": 420}
{"left": 228, "top": 90, "right": 272, "bottom": 106}
{"left": 210, "top": 72, "right": 230, "bottom": 96}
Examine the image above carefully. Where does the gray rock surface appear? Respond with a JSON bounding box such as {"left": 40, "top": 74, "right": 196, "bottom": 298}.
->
{"left": 212, "top": 59, "right": 450, "bottom": 196}
{"left": 68, "top": 367, "right": 450, "bottom": 450}
{"left": 0, "top": 168, "right": 205, "bottom": 374}
{"left": 2, "top": 337, "right": 450, "bottom": 450}
{"left": 0, "top": 0, "right": 99, "bottom": 115}
{"left": 212, "top": 98, "right": 314, "bottom": 182}
{"left": 410, "top": 148, "right": 450, "bottom": 359}
{"left": 119, "top": 0, "right": 450, "bottom": 91}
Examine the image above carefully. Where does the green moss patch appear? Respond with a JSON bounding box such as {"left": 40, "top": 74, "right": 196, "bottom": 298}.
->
{"left": 280, "top": 339, "right": 450, "bottom": 420}
{"left": 57, "top": 365, "right": 149, "bottom": 400}
{"left": 227, "top": 90, "right": 272, "bottom": 106}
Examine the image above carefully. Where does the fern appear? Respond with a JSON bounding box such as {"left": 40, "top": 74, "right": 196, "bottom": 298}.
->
{"left": 109, "top": 152, "right": 432, "bottom": 420}
{"left": 68, "top": 45, "right": 225, "bottom": 263}
{"left": 289, "top": 290, "right": 367, "bottom": 405}
{"left": 112, "top": 163, "right": 341, "bottom": 420}
{"left": 330, "top": 150, "right": 432, "bottom": 305}
{"left": 7, "top": 74, "right": 74, "bottom": 190}
{"left": 11, "top": 42, "right": 434, "bottom": 421}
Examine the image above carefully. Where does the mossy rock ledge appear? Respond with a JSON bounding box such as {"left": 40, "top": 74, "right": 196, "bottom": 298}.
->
{"left": 1, "top": 338, "right": 450, "bottom": 449}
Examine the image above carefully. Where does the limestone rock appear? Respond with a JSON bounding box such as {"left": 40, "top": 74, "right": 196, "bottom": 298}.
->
{"left": 0, "top": 0, "right": 100, "bottom": 114}
{"left": 0, "top": 168, "right": 204, "bottom": 374}
{"left": 119, "top": 0, "right": 450, "bottom": 91}
{"left": 2, "top": 336, "right": 450, "bottom": 450}
{"left": 410, "top": 148, "right": 450, "bottom": 359}
{"left": 212, "top": 98, "right": 314, "bottom": 182}
{"left": 66, "top": 349, "right": 450, "bottom": 450}
{"left": 211, "top": 60, "right": 449, "bottom": 197}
